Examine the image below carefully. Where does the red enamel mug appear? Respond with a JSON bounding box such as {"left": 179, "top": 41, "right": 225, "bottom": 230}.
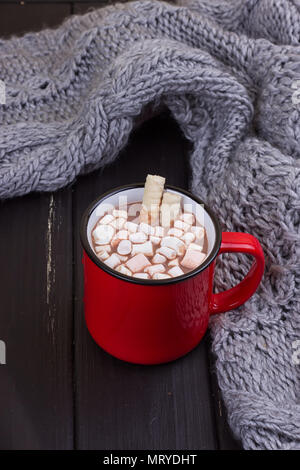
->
{"left": 80, "top": 184, "right": 265, "bottom": 365}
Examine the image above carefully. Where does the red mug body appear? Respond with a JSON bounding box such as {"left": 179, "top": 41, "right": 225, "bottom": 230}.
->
{"left": 80, "top": 184, "right": 264, "bottom": 365}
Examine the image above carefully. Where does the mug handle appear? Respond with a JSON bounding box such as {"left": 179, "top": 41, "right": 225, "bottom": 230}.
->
{"left": 210, "top": 232, "right": 265, "bottom": 315}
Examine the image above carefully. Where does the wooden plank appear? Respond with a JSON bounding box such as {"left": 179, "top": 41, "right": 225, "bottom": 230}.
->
{"left": 72, "top": 112, "right": 219, "bottom": 449}
{"left": 0, "top": 3, "right": 73, "bottom": 450}
{"left": 0, "top": 190, "right": 74, "bottom": 449}
{"left": 0, "top": 3, "right": 71, "bottom": 38}
{"left": 1, "top": 0, "right": 125, "bottom": 4}
{"left": 207, "top": 337, "right": 242, "bottom": 449}
{"left": 73, "top": 1, "right": 131, "bottom": 16}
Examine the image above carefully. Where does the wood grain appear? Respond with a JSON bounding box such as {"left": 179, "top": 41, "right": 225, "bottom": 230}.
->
{"left": 72, "top": 113, "right": 220, "bottom": 450}
{"left": 0, "top": 3, "right": 71, "bottom": 38}
{"left": 0, "top": 1, "right": 242, "bottom": 450}
{"left": 0, "top": 190, "right": 74, "bottom": 449}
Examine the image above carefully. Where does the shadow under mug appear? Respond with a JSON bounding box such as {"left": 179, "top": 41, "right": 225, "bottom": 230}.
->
{"left": 80, "top": 184, "right": 265, "bottom": 365}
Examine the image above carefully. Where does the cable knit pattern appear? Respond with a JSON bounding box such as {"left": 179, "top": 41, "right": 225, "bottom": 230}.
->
{"left": 0, "top": 0, "right": 299, "bottom": 449}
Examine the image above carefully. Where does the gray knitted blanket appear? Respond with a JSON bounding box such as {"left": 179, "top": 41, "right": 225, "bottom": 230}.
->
{"left": 1, "top": 0, "right": 299, "bottom": 449}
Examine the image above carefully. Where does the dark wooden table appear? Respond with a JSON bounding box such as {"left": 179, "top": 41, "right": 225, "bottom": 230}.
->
{"left": 0, "top": 1, "right": 242, "bottom": 450}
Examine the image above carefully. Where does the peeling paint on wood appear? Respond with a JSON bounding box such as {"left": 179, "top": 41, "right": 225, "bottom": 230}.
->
{"left": 46, "top": 194, "right": 56, "bottom": 307}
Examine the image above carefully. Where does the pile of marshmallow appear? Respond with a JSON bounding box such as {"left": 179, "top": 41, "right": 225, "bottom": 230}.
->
{"left": 92, "top": 208, "right": 207, "bottom": 280}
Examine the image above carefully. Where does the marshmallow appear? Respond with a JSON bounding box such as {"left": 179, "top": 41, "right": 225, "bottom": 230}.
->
{"left": 116, "top": 254, "right": 128, "bottom": 262}
{"left": 168, "top": 266, "right": 184, "bottom": 277}
{"left": 124, "top": 221, "right": 138, "bottom": 233}
{"left": 145, "top": 264, "right": 166, "bottom": 276}
{"left": 150, "top": 235, "right": 161, "bottom": 245}
{"left": 152, "top": 253, "right": 167, "bottom": 264}
{"left": 160, "top": 191, "right": 181, "bottom": 227}
{"left": 104, "top": 254, "right": 120, "bottom": 269}
{"left": 111, "top": 236, "right": 120, "bottom": 249}
{"left": 115, "top": 230, "right": 129, "bottom": 240}
{"left": 132, "top": 241, "right": 153, "bottom": 257}
{"left": 110, "top": 230, "right": 129, "bottom": 248}
{"left": 113, "top": 209, "right": 128, "bottom": 219}
{"left": 129, "top": 231, "right": 148, "bottom": 244}
{"left": 161, "top": 236, "right": 186, "bottom": 256}
{"left": 116, "top": 264, "right": 132, "bottom": 276}
{"left": 153, "top": 273, "right": 171, "bottom": 280}
{"left": 126, "top": 253, "right": 151, "bottom": 273}
{"left": 174, "top": 219, "right": 190, "bottom": 232}
{"left": 189, "top": 242, "right": 204, "bottom": 252}
{"left": 181, "top": 249, "right": 206, "bottom": 270}
{"left": 168, "top": 258, "right": 179, "bottom": 267}
{"left": 110, "top": 217, "right": 126, "bottom": 230}
{"left": 117, "top": 239, "right": 132, "bottom": 255}
{"left": 95, "top": 244, "right": 111, "bottom": 253}
{"left": 139, "top": 222, "right": 155, "bottom": 236}
{"left": 156, "top": 246, "right": 176, "bottom": 260}
{"left": 191, "top": 226, "right": 205, "bottom": 241}
{"left": 167, "top": 227, "right": 183, "bottom": 238}
{"left": 93, "top": 224, "right": 115, "bottom": 245}
{"left": 181, "top": 232, "right": 196, "bottom": 245}
{"left": 155, "top": 226, "right": 165, "bottom": 237}
{"left": 98, "top": 214, "right": 115, "bottom": 225}
{"left": 96, "top": 250, "right": 110, "bottom": 261}
{"left": 133, "top": 273, "right": 150, "bottom": 279}
{"left": 180, "top": 212, "right": 195, "bottom": 225}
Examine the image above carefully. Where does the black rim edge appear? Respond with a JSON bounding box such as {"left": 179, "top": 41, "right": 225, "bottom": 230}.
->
{"left": 80, "top": 183, "right": 222, "bottom": 286}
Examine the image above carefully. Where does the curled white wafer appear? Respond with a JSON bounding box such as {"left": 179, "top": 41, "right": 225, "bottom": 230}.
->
{"left": 116, "top": 264, "right": 132, "bottom": 276}
{"left": 132, "top": 241, "right": 153, "bottom": 257}
{"left": 113, "top": 209, "right": 128, "bottom": 219}
{"left": 156, "top": 246, "right": 176, "bottom": 260}
{"left": 180, "top": 213, "right": 195, "bottom": 225}
{"left": 140, "top": 174, "right": 165, "bottom": 225}
{"left": 181, "top": 249, "right": 206, "bottom": 270}
{"left": 153, "top": 273, "right": 171, "bottom": 280}
{"left": 126, "top": 253, "right": 151, "bottom": 273}
{"left": 129, "top": 231, "right": 148, "bottom": 244}
{"left": 117, "top": 239, "right": 132, "bottom": 255}
{"left": 152, "top": 253, "right": 167, "bottom": 264}
{"left": 168, "top": 266, "right": 184, "bottom": 277}
{"left": 124, "top": 221, "right": 138, "bottom": 233}
{"left": 104, "top": 254, "right": 120, "bottom": 269}
{"left": 161, "top": 236, "right": 186, "bottom": 256}
{"left": 93, "top": 224, "right": 115, "bottom": 245}
{"left": 160, "top": 191, "right": 182, "bottom": 227}
{"left": 133, "top": 273, "right": 150, "bottom": 279}
{"left": 145, "top": 264, "right": 166, "bottom": 276}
